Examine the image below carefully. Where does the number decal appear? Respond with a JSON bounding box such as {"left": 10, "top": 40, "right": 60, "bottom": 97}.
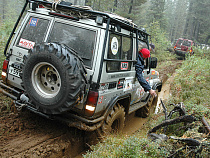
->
{"left": 121, "top": 62, "right": 128, "bottom": 70}
{"left": 29, "top": 18, "right": 39, "bottom": 27}
{"left": 9, "top": 67, "right": 21, "bottom": 77}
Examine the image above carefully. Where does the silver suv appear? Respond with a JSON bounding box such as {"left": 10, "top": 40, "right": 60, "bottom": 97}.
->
{"left": 0, "top": 0, "right": 162, "bottom": 133}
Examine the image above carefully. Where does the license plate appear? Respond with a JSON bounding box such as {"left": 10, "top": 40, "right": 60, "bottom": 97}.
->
{"left": 9, "top": 67, "right": 21, "bottom": 77}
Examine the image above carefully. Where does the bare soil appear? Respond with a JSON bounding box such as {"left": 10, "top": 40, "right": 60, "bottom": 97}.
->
{"left": 0, "top": 60, "right": 182, "bottom": 158}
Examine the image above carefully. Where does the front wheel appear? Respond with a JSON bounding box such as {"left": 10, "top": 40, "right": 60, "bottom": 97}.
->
{"left": 97, "top": 103, "right": 125, "bottom": 137}
{"left": 136, "top": 93, "right": 158, "bottom": 118}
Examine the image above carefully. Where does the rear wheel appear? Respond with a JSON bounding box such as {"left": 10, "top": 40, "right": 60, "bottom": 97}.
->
{"left": 97, "top": 103, "right": 125, "bottom": 137}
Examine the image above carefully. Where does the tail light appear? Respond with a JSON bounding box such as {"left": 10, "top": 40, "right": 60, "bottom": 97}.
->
{"left": 85, "top": 91, "right": 99, "bottom": 116}
{"left": 189, "top": 49, "right": 192, "bottom": 53}
{"left": 174, "top": 46, "right": 177, "bottom": 49}
{"left": 2, "top": 60, "right": 9, "bottom": 82}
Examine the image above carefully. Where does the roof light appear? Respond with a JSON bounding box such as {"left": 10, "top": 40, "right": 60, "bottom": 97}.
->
{"left": 31, "top": 2, "right": 38, "bottom": 11}
{"left": 96, "top": 16, "right": 103, "bottom": 25}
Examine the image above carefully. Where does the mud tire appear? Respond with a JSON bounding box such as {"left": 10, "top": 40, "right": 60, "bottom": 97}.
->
{"left": 97, "top": 103, "right": 125, "bottom": 137}
{"left": 135, "top": 93, "right": 158, "bottom": 118}
{"left": 20, "top": 43, "right": 87, "bottom": 114}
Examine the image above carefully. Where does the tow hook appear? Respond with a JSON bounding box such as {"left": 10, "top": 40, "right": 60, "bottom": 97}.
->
{"left": 15, "top": 102, "right": 26, "bottom": 111}
{"left": 15, "top": 94, "right": 29, "bottom": 111}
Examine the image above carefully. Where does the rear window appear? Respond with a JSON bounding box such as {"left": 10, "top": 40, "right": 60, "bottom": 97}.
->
{"left": 182, "top": 40, "right": 192, "bottom": 47}
{"left": 177, "top": 39, "right": 183, "bottom": 45}
{"left": 48, "top": 22, "right": 96, "bottom": 68}
{"left": 138, "top": 40, "right": 149, "bottom": 69}
{"left": 17, "top": 17, "right": 50, "bottom": 49}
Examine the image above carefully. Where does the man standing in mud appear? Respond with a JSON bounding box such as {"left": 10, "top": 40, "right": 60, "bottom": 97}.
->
{"left": 135, "top": 48, "right": 157, "bottom": 97}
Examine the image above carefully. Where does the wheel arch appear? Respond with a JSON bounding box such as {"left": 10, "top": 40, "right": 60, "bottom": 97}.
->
{"left": 104, "top": 93, "right": 131, "bottom": 118}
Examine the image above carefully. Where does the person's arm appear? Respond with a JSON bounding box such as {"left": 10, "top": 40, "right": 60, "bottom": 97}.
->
{"left": 135, "top": 55, "right": 157, "bottom": 97}
{"left": 136, "top": 71, "right": 157, "bottom": 97}
{"left": 149, "top": 89, "right": 157, "bottom": 97}
{"left": 136, "top": 69, "right": 151, "bottom": 92}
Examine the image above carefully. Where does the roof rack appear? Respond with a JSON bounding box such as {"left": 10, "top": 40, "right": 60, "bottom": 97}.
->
{"left": 29, "top": 0, "right": 149, "bottom": 35}
{"left": 4, "top": 0, "right": 149, "bottom": 57}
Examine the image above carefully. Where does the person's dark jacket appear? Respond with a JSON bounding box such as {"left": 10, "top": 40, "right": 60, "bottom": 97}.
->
{"left": 135, "top": 53, "right": 151, "bottom": 91}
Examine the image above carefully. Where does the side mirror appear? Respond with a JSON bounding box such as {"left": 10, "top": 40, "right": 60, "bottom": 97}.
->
{"left": 150, "top": 57, "right": 157, "bottom": 68}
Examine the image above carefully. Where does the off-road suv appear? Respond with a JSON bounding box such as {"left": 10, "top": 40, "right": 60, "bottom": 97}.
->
{"left": 174, "top": 38, "right": 195, "bottom": 58}
{"left": 0, "top": 0, "right": 162, "bottom": 133}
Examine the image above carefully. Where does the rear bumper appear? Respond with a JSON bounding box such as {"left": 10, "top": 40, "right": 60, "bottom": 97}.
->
{"left": 175, "top": 50, "right": 188, "bottom": 57}
{"left": 0, "top": 80, "right": 104, "bottom": 131}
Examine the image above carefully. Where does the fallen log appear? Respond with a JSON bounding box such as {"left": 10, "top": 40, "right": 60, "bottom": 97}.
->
{"left": 148, "top": 115, "right": 196, "bottom": 133}
{"left": 201, "top": 116, "right": 210, "bottom": 133}
{"left": 170, "top": 137, "right": 200, "bottom": 146}
{"left": 160, "top": 99, "right": 168, "bottom": 120}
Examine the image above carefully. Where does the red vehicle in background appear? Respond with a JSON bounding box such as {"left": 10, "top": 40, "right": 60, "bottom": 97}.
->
{"left": 174, "top": 38, "right": 195, "bottom": 58}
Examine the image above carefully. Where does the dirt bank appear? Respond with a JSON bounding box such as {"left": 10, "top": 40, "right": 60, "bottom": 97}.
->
{"left": 0, "top": 60, "right": 182, "bottom": 158}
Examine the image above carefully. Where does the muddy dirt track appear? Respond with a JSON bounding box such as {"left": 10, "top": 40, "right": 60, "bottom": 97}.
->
{"left": 0, "top": 60, "right": 182, "bottom": 158}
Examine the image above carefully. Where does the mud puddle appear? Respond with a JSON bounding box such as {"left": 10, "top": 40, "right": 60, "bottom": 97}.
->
{"left": 155, "top": 72, "right": 176, "bottom": 114}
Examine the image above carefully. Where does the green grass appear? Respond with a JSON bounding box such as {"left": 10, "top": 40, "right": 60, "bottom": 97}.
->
{"left": 170, "top": 50, "right": 210, "bottom": 119}
{"left": 83, "top": 48, "right": 210, "bottom": 158}
{"left": 84, "top": 135, "right": 170, "bottom": 158}
{"left": 0, "top": 20, "right": 15, "bottom": 111}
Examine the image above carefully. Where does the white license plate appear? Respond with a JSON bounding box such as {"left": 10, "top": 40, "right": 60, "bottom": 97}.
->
{"left": 9, "top": 67, "right": 21, "bottom": 77}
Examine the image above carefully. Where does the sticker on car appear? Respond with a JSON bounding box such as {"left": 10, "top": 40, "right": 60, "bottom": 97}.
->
{"left": 29, "top": 18, "right": 39, "bottom": 27}
{"left": 19, "top": 38, "right": 35, "bottom": 49}
{"left": 111, "top": 37, "right": 118, "bottom": 55}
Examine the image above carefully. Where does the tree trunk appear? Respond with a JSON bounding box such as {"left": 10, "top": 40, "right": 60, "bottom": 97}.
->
{"left": 113, "top": 0, "right": 117, "bottom": 12}
{"left": 2, "top": 0, "right": 6, "bottom": 19}
{"left": 128, "top": 0, "right": 134, "bottom": 14}
{"left": 205, "top": 35, "right": 210, "bottom": 44}
{"left": 194, "top": 22, "right": 200, "bottom": 41}
{"left": 183, "top": 0, "right": 194, "bottom": 37}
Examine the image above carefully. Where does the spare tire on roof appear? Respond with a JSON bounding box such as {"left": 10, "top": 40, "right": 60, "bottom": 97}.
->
{"left": 20, "top": 43, "right": 87, "bottom": 114}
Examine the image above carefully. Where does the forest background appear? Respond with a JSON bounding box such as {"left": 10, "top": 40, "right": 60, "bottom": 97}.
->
{"left": 0, "top": 0, "right": 210, "bottom": 47}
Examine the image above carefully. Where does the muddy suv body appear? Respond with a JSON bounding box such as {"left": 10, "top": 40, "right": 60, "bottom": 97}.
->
{"left": 174, "top": 38, "right": 195, "bottom": 58}
{"left": 1, "top": 0, "right": 162, "bottom": 132}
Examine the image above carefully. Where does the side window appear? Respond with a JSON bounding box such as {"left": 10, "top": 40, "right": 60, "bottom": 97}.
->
{"left": 48, "top": 22, "right": 96, "bottom": 68}
{"left": 107, "top": 34, "right": 132, "bottom": 72}
{"left": 138, "top": 40, "right": 149, "bottom": 69}
{"left": 17, "top": 17, "right": 50, "bottom": 49}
